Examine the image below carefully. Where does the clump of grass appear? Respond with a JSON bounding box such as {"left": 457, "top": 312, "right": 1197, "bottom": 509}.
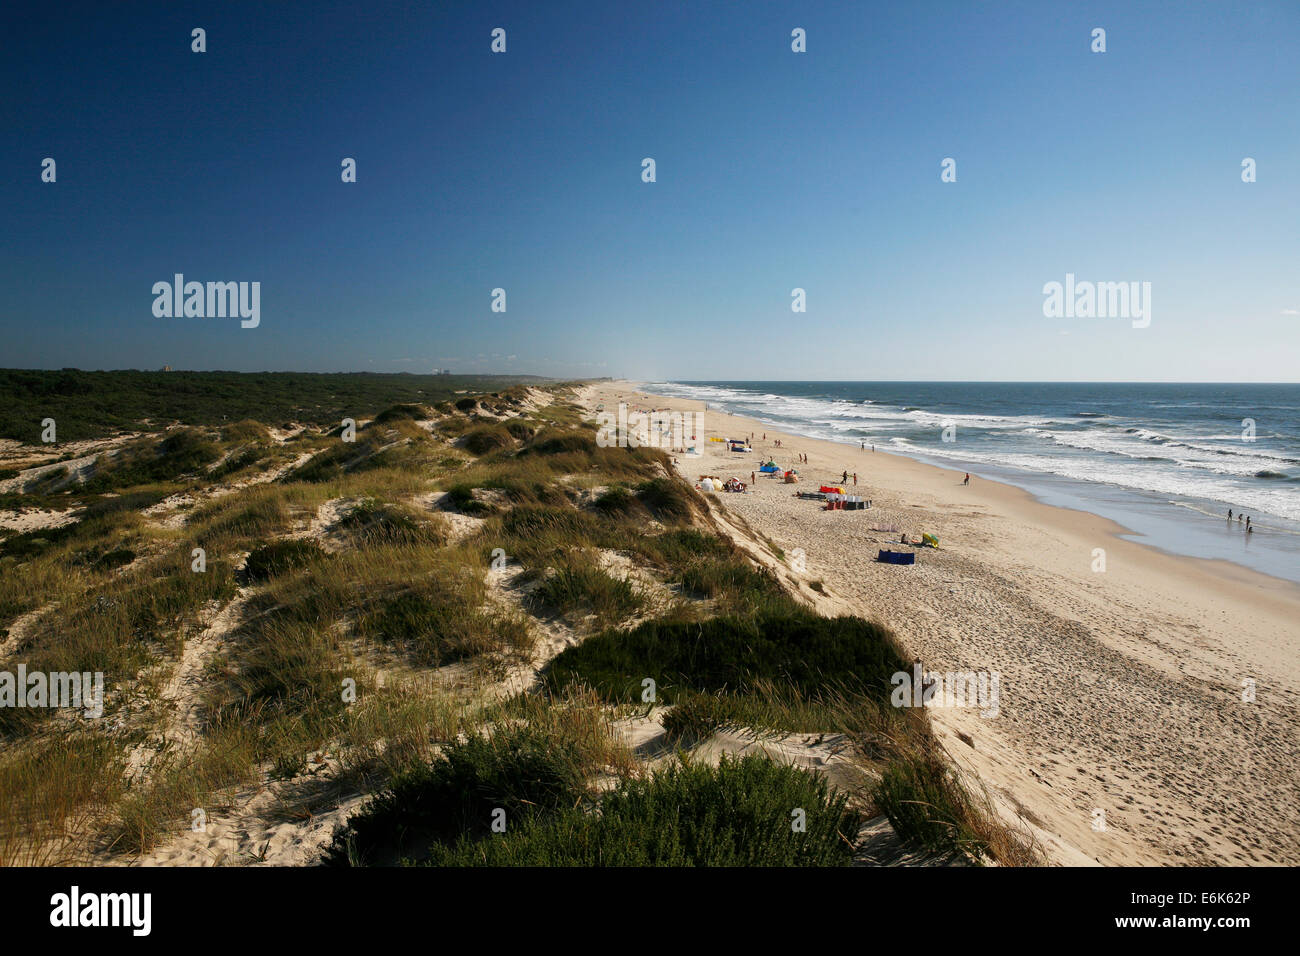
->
{"left": 422, "top": 754, "right": 862, "bottom": 867}
{"left": 636, "top": 477, "right": 703, "bottom": 522}
{"left": 209, "top": 617, "right": 348, "bottom": 720}
{"left": 360, "top": 579, "right": 531, "bottom": 667}
{"left": 498, "top": 504, "right": 607, "bottom": 559}
{"left": 441, "top": 484, "right": 496, "bottom": 517}
{"left": 592, "top": 485, "right": 638, "bottom": 516}
{"left": 339, "top": 498, "right": 447, "bottom": 546}
{"left": 637, "top": 527, "right": 734, "bottom": 566}
{"left": 192, "top": 486, "right": 300, "bottom": 546}
{"left": 525, "top": 430, "right": 597, "bottom": 456}
{"left": 84, "top": 428, "right": 221, "bottom": 492}
{"left": 208, "top": 446, "right": 268, "bottom": 479}
{"left": 0, "top": 734, "right": 125, "bottom": 865}
{"left": 243, "top": 539, "right": 325, "bottom": 582}
{"left": 372, "top": 403, "right": 430, "bottom": 424}
{"left": 872, "top": 755, "right": 989, "bottom": 860}
{"left": 220, "top": 419, "right": 272, "bottom": 444}
{"left": 504, "top": 420, "right": 535, "bottom": 441}
{"left": 461, "top": 425, "right": 514, "bottom": 456}
{"left": 531, "top": 557, "right": 644, "bottom": 627}
{"left": 287, "top": 425, "right": 431, "bottom": 483}
{"left": 661, "top": 678, "right": 906, "bottom": 743}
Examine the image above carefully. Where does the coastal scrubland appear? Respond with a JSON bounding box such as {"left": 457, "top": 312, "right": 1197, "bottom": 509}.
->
{"left": 0, "top": 376, "right": 1030, "bottom": 867}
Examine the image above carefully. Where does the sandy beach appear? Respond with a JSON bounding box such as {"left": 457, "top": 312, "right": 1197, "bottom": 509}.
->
{"left": 587, "top": 382, "right": 1300, "bottom": 866}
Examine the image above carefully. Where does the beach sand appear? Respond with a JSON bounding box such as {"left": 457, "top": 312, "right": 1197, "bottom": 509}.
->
{"left": 585, "top": 382, "right": 1300, "bottom": 866}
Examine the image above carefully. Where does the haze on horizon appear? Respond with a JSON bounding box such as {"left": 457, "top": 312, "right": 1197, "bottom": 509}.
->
{"left": 2, "top": 1, "right": 1297, "bottom": 383}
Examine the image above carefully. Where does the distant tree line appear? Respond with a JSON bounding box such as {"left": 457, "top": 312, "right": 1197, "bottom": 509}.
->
{"left": 0, "top": 369, "right": 551, "bottom": 444}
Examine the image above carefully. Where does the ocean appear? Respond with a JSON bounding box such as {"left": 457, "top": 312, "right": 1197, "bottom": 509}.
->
{"left": 644, "top": 381, "right": 1300, "bottom": 585}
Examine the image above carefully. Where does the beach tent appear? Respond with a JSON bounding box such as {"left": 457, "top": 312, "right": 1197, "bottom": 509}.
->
{"left": 921, "top": 533, "right": 939, "bottom": 548}
{"left": 700, "top": 478, "right": 716, "bottom": 492}
{"left": 759, "top": 462, "right": 781, "bottom": 473}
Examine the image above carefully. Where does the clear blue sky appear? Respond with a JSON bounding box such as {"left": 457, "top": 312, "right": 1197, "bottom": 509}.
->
{"left": 2, "top": 0, "right": 1297, "bottom": 381}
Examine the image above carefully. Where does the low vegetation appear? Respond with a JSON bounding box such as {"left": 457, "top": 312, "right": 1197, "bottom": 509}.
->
{"left": 0, "top": 376, "right": 1032, "bottom": 867}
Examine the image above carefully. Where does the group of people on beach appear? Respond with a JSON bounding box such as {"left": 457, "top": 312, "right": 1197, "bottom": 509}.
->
{"left": 1227, "top": 509, "right": 1255, "bottom": 534}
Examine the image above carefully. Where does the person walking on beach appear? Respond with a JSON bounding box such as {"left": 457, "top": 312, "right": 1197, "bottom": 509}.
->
{"left": 842, "top": 469, "right": 849, "bottom": 485}
{"left": 853, "top": 472, "right": 858, "bottom": 486}
{"left": 963, "top": 473, "right": 970, "bottom": 486}
{"left": 751, "top": 471, "right": 756, "bottom": 486}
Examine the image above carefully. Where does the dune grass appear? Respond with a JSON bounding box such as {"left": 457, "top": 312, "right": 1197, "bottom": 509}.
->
{"left": 324, "top": 690, "right": 632, "bottom": 866}
{"left": 0, "top": 733, "right": 126, "bottom": 865}
{"left": 530, "top": 553, "right": 645, "bottom": 627}
{"left": 419, "top": 754, "right": 862, "bottom": 867}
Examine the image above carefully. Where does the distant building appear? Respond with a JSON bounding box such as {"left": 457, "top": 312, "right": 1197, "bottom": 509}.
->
{"left": 161, "top": 365, "right": 172, "bottom": 371}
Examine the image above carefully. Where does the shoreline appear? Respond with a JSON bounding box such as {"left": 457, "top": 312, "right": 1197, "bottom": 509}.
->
{"left": 620, "top": 381, "right": 1300, "bottom": 604}
{"left": 639, "top": 382, "right": 1300, "bottom": 588}
{"left": 589, "top": 381, "right": 1300, "bottom": 866}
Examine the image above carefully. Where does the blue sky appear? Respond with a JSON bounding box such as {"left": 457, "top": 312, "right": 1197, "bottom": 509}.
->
{"left": 2, "top": 0, "right": 1297, "bottom": 381}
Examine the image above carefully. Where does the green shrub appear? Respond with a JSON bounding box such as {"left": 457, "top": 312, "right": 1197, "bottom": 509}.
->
{"left": 324, "top": 724, "right": 597, "bottom": 866}
{"left": 545, "top": 613, "right": 908, "bottom": 705}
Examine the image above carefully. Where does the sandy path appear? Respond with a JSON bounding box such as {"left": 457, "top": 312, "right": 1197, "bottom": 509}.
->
{"left": 586, "top": 382, "right": 1300, "bottom": 866}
